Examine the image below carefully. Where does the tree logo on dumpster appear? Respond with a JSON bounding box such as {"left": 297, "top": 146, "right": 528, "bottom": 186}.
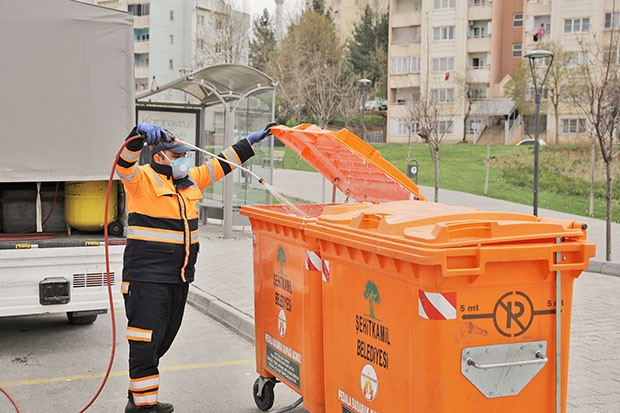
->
{"left": 277, "top": 246, "right": 287, "bottom": 275}
{"left": 364, "top": 280, "right": 381, "bottom": 321}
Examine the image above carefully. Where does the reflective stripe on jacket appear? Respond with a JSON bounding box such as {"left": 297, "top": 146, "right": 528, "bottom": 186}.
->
{"left": 116, "top": 136, "right": 254, "bottom": 283}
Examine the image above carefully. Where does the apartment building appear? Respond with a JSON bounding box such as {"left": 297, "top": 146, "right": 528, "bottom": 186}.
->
{"left": 329, "top": 0, "right": 389, "bottom": 42}
{"left": 83, "top": 0, "right": 250, "bottom": 94}
{"left": 387, "top": 0, "right": 619, "bottom": 144}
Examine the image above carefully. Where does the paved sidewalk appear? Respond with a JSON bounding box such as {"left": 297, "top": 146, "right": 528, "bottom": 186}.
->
{"left": 190, "top": 170, "right": 620, "bottom": 412}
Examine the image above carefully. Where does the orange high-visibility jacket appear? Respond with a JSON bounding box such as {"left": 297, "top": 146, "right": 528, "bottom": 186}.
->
{"left": 116, "top": 134, "right": 255, "bottom": 283}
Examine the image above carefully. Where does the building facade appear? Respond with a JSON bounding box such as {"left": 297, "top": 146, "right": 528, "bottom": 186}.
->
{"left": 330, "top": 0, "right": 389, "bottom": 43}
{"left": 83, "top": 0, "right": 250, "bottom": 94}
{"left": 387, "top": 0, "right": 619, "bottom": 144}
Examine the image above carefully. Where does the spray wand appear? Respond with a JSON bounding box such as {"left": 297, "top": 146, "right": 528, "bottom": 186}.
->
{"left": 162, "top": 125, "right": 276, "bottom": 186}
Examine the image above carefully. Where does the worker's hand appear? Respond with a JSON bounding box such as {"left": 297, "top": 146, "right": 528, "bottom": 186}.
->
{"left": 246, "top": 122, "right": 277, "bottom": 145}
{"left": 137, "top": 123, "right": 167, "bottom": 145}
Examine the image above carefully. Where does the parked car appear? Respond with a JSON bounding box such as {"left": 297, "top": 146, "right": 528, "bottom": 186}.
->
{"left": 364, "top": 99, "right": 388, "bottom": 111}
{"left": 516, "top": 138, "right": 547, "bottom": 146}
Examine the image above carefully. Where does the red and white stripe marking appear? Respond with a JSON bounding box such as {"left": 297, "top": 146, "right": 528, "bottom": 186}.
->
{"left": 305, "top": 250, "right": 330, "bottom": 282}
{"left": 418, "top": 290, "right": 457, "bottom": 320}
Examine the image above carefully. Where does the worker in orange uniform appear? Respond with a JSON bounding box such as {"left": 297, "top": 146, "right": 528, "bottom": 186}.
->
{"left": 116, "top": 122, "right": 275, "bottom": 413}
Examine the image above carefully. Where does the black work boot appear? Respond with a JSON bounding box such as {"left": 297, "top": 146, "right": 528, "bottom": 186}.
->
{"left": 125, "top": 399, "right": 174, "bottom": 413}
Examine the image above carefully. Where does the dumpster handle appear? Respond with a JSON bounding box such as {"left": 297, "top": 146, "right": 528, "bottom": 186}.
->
{"left": 466, "top": 351, "right": 547, "bottom": 369}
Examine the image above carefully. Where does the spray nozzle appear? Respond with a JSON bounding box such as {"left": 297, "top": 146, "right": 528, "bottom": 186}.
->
{"left": 162, "top": 129, "right": 177, "bottom": 143}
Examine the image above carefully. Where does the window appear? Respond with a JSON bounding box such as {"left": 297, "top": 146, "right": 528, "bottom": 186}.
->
{"left": 473, "top": 0, "right": 488, "bottom": 5}
{"left": 471, "top": 26, "right": 486, "bottom": 38}
{"left": 605, "top": 12, "right": 620, "bottom": 29}
{"left": 564, "top": 18, "right": 590, "bottom": 33}
{"left": 434, "top": 0, "right": 455, "bottom": 8}
{"left": 198, "top": 15, "right": 204, "bottom": 26}
{"left": 391, "top": 56, "right": 421, "bottom": 74}
{"left": 433, "top": 26, "right": 455, "bottom": 41}
{"left": 514, "top": 13, "right": 523, "bottom": 27}
{"left": 467, "top": 118, "right": 482, "bottom": 134}
{"left": 432, "top": 57, "right": 454, "bottom": 72}
{"left": 512, "top": 43, "right": 522, "bottom": 57}
{"left": 437, "top": 120, "right": 454, "bottom": 135}
{"left": 431, "top": 88, "right": 455, "bottom": 103}
{"left": 392, "top": 26, "right": 421, "bottom": 44}
{"left": 169, "top": 35, "right": 174, "bottom": 45}
{"left": 471, "top": 57, "right": 485, "bottom": 68}
{"left": 398, "top": 118, "right": 419, "bottom": 135}
{"left": 138, "top": 33, "right": 149, "bottom": 42}
{"left": 169, "top": 59, "right": 174, "bottom": 70}
{"left": 568, "top": 51, "right": 588, "bottom": 66}
{"left": 170, "top": 10, "right": 174, "bottom": 21}
{"left": 216, "top": 20, "right": 223, "bottom": 30}
{"left": 561, "top": 118, "right": 586, "bottom": 134}
{"left": 128, "top": 4, "right": 149, "bottom": 16}
{"left": 198, "top": 39, "right": 204, "bottom": 50}
{"left": 467, "top": 84, "right": 488, "bottom": 100}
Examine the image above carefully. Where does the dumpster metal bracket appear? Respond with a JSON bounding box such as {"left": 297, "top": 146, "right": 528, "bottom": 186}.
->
{"left": 461, "top": 341, "right": 548, "bottom": 398}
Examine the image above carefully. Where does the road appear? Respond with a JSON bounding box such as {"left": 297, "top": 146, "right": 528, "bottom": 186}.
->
{"left": 0, "top": 306, "right": 303, "bottom": 413}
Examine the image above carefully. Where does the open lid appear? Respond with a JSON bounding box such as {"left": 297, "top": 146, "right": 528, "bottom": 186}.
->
{"left": 270, "top": 124, "right": 426, "bottom": 202}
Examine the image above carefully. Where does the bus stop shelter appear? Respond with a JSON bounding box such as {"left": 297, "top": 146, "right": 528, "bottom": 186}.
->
{"left": 135, "top": 64, "right": 277, "bottom": 238}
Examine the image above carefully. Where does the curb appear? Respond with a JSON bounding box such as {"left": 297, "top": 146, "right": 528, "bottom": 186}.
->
{"left": 587, "top": 260, "right": 620, "bottom": 277}
{"left": 187, "top": 286, "right": 255, "bottom": 344}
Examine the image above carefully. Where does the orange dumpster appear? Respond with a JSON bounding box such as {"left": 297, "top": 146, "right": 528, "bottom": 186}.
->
{"left": 305, "top": 200, "right": 595, "bottom": 413}
{"left": 241, "top": 125, "right": 424, "bottom": 411}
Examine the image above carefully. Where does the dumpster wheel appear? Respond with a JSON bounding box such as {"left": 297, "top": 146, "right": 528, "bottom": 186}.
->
{"left": 253, "top": 377, "right": 276, "bottom": 411}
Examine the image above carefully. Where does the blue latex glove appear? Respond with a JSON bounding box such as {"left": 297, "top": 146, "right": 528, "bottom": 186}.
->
{"left": 137, "top": 123, "right": 167, "bottom": 145}
{"left": 246, "top": 122, "right": 277, "bottom": 145}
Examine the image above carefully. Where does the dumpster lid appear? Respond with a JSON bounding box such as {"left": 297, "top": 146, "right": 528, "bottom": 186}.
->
{"left": 270, "top": 124, "right": 426, "bottom": 203}
{"left": 316, "top": 200, "right": 589, "bottom": 248}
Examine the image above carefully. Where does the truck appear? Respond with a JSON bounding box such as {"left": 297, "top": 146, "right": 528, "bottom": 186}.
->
{"left": 0, "top": 0, "right": 134, "bottom": 324}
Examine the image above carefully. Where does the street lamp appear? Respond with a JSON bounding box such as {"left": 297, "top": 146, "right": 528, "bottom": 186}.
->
{"left": 357, "top": 78, "right": 372, "bottom": 141}
{"left": 524, "top": 49, "right": 554, "bottom": 216}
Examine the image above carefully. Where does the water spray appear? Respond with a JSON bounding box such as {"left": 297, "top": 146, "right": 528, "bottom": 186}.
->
{"left": 164, "top": 130, "right": 266, "bottom": 185}
{"left": 163, "top": 130, "right": 307, "bottom": 216}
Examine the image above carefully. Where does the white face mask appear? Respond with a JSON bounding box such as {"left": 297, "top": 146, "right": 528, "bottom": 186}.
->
{"left": 161, "top": 152, "right": 190, "bottom": 179}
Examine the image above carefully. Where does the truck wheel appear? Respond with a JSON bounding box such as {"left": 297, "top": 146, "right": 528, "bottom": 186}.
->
{"left": 108, "top": 221, "right": 123, "bottom": 237}
{"left": 66, "top": 312, "right": 98, "bottom": 325}
{"left": 253, "top": 377, "right": 275, "bottom": 411}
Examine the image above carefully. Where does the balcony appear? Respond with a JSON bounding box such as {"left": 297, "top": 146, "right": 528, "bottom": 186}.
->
{"left": 468, "top": 4, "right": 492, "bottom": 21}
{"left": 134, "top": 15, "right": 150, "bottom": 29}
{"left": 134, "top": 66, "right": 149, "bottom": 80}
{"left": 389, "top": 74, "right": 420, "bottom": 89}
{"left": 467, "top": 68, "right": 490, "bottom": 83}
{"left": 525, "top": 0, "right": 552, "bottom": 16}
{"left": 467, "top": 37, "right": 492, "bottom": 53}
{"left": 391, "top": 12, "right": 421, "bottom": 27}
{"left": 134, "top": 41, "right": 149, "bottom": 54}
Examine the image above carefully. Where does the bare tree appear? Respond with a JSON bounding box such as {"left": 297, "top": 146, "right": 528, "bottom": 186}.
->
{"left": 543, "top": 42, "right": 574, "bottom": 145}
{"left": 405, "top": 89, "right": 456, "bottom": 202}
{"left": 267, "top": 9, "right": 351, "bottom": 128}
{"left": 196, "top": 0, "right": 250, "bottom": 66}
{"left": 476, "top": 99, "right": 505, "bottom": 195}
{"left": 568, "top": 13, "right": 620, "bottom": 261}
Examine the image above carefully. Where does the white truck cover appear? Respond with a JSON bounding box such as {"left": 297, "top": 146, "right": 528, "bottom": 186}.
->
{"left": 0, "top": 0, "right": 135, "bottom": 182}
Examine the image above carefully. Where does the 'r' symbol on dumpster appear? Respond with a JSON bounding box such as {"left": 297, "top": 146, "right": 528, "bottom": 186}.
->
{"left": 493, "top": 291, "right": 534, "bottom": 337}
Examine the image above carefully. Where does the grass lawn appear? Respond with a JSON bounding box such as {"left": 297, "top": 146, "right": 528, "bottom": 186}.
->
{"left": 273, "top": 142, "right": 620, "bottom": 223}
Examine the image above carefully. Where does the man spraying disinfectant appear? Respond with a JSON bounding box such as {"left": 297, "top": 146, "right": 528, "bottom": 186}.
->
{"left": 115, "top": 122, "right": 275, "bottom": 412}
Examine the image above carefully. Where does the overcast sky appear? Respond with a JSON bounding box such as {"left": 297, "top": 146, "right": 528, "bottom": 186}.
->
{"left": 243, "top": 0, "right": 304, "bottom": 22}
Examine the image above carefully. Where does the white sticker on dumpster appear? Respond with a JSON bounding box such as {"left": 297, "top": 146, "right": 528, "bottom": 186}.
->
{"left": 338, "top": 388, "right": 379, "bottom": 413}
{"left": 418, "top": 290, "right": 457, "bottom": 320}
{"left": 265, "top": 333, "right": 302, "bottom": 389}
{"left": 278, "top": 309, "right": 287, "bottom": 337}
